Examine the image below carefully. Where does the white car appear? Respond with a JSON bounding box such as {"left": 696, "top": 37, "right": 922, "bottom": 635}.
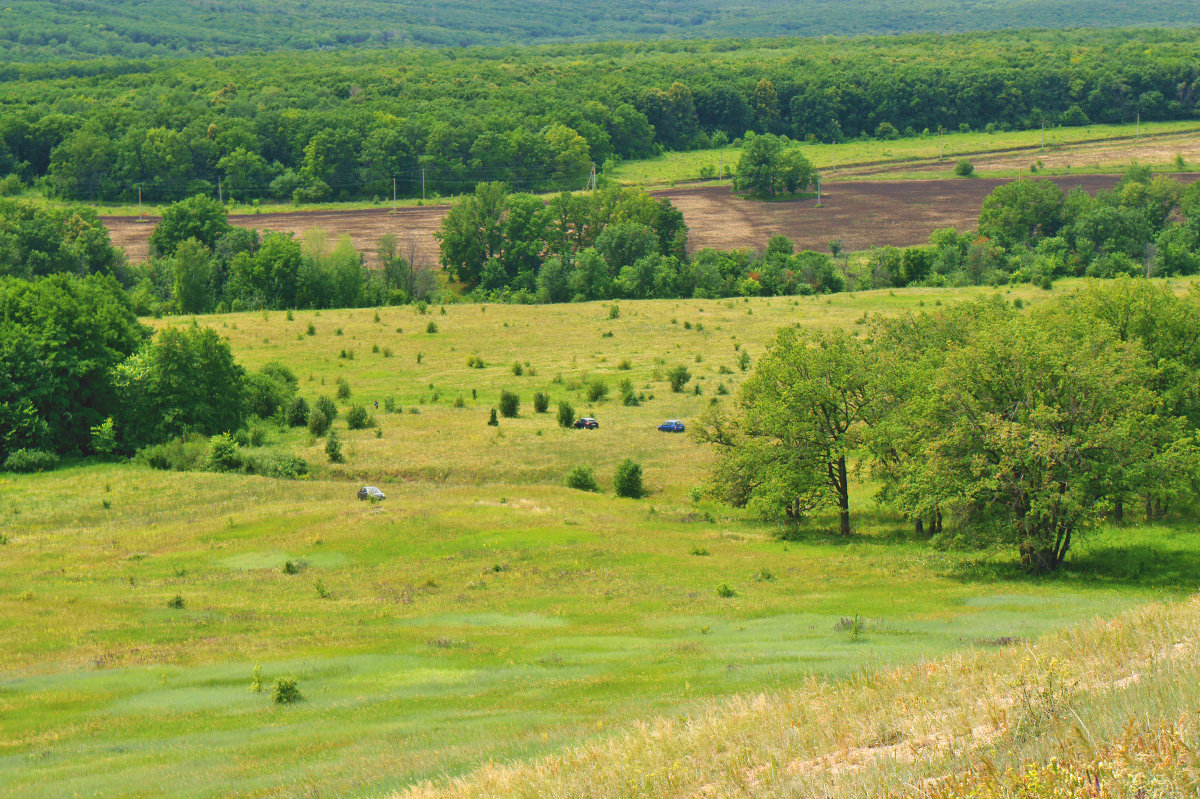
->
{"left": 357, "top": 486, "right": 385, "bottom": 501}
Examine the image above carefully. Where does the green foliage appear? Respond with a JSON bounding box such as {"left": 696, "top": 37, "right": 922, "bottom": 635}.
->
{"left": 135, "top": 435, "right": 208, "bottom": 471}
{"left": 701, "top": 328, "right": 873, "bottom": 534}
{"left": 614, "top": 458, "right": 645, "bottom": 498}
{"left": 487, "top": 408, "right": 499, "bottom": 426}
{"left": 585, "top": 378, "right": 609, "bottom": 402}
{"left": 112, "top": 325, "right": 247, "bottom": 452}
{"left": 205, "top": 432, "right": 242, "bottom": 472}
{"left": 314, "top": 395, "right": 338, "bottom": 421}
{"left": 498, "top": 390, "right": 520, "bottom": 418}
{"left": 532, "top": 392, "right": 550, "bottom": 413}
{"left": 344, "top": 404, "right": 371, "bottom": 429}
{"left": 715, "top": 583, "right": 737, "bottom": 598}
{"left": 335, "top": 377, "right": 351, "bottom": 399}
{"left": 2, "top": 448, "right": 58, "bottom": 473}
{"left": 667, "top": 366, "right": 692, "bottom": 392}
{"left": 733, "top": 133, "right": 815, "bottom": 197}
{"left": 149, "top": 195, "right": 231, "bottom": 257}
{"left": 557, "top": 401, "right": 575, "bottom": 428}
{"left": 89, "top": 417, "right": 117, "bottom": 457}
{"left": 0, "top": 200, "right": 121, "bottom": 279}
{"left": 307, "top": 408, "right": 331, "bottom": 436}
{"left": 0, "top": 274, "right": 147, "bottom": 458}
{"left": 324, "top": 429, "right": 343, "bottom": 463}
{"left": 272, "top": 677, "right": 303, "bottom": 705}
{"left": 954, "top": 159, "right": 975, "bottom": 177}
{"left": 285, "top": 396, "right": 310, "bottom": 427}
{"left": 565, "top": 465, "right": 599, "bottom": 492}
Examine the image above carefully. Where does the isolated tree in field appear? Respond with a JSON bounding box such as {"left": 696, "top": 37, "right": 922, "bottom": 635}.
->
{"left": 700, "top": 327, "right": 875, "bottom": 534}
{"left": 149, "top": 194, "right": 231, "bottom": 257}
{"left": 733, "top": 133, "right": 814, "bottom": 198}
{"left": 909, "top": 310, "right": 1188, "bottom": 572}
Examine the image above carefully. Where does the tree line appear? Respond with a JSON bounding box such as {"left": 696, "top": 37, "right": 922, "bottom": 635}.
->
{"left": 700, "top": 279, "right": 1200, "bottom": 573}
{"left": 5, "top": 1, "right": 1200, "bottom": 63}
{"left": 2, "top": 28, "right": 1199, "bottom": 202}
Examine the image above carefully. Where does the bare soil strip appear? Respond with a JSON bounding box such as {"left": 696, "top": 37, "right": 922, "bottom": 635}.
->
{"left": 103, "top": 173, "right": 1197, "bottom": 266}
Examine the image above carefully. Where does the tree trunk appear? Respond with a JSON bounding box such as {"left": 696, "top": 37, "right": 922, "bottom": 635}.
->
{"left": 837, "top": 454, "right": 850, "bottom": 536}
{"left": 1154, "top": 497, "right": 1162, "bottom": 519}
{"left": 1146, "top": 494, "right": 1154, "bottom": 522}
{"left": 934, "top": 509, "right": 943, "bottom": 536}
{"left": 1114, "top": 497, "right": 1124, "bottom": 524}
{"left": 914, "top": 518, "right": 924, "bottom": 536}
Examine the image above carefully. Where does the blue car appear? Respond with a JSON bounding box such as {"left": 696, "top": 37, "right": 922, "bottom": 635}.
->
{"left": 658, "top": 420, "right": 685, "bottom": 433}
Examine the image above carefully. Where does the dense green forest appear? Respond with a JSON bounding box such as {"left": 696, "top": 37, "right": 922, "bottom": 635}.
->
{"left": 2, "top": 1, "right": 1198, "bottom": 62}
{"left": 2, "top": 29, "right": 1199, "bottom": 203}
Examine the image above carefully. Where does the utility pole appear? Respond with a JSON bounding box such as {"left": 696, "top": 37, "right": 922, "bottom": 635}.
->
{"left": 1136, "top": 113, "right": 1141, "bottom": 141}
{"left": 138, "top": 185, "right": 142, "bottom": 220}
{"left": 587, "top": 163, "right": 597, "bottom": 191}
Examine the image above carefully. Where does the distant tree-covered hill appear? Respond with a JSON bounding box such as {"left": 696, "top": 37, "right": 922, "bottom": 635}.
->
{"left": 1, "top": 0, "right": 1199, "bottom": 61}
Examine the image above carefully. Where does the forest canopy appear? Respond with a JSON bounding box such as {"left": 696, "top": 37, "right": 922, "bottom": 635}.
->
{"left": 2, "top": 0, "right": 1199, "bottom": 62}
{"left": 2, "top": 29, "right": 1199, "bottom": 203}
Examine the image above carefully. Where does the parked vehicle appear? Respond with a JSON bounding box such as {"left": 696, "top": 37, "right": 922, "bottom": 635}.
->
{"left": 658, "top": 420, "right": 686, "bottom": 433}
{"left": 357, "top": 486, "right": 386, "bottom": 500}
{"left": 573, "top": 417, "right": 599, "bottom": 429}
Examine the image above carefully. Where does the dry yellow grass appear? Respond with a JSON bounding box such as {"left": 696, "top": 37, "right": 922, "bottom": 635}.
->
{"left": 397, "top": 596, "right": 1199, "bottom": 798}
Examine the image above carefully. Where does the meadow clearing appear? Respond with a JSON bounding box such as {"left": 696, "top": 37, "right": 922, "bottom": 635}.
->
{"left": 3, "top": 281, "right": 1200, "bottom": 797}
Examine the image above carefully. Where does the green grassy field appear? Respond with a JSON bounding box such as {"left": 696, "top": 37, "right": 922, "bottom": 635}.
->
{"left": 3, "top": 281, "right": 1200, "bottom": 797}
{"left": 609, "top": 120, "right": 1200, "bottom": 187}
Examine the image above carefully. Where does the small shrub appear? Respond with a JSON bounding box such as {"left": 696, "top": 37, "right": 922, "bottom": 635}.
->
{"left": 345, "top": 405, "right": 371, "bottom": 430}
{"left": 467, "top": 354, "right": 485, "bottom": 368}
{"left": 2, "top": 449, "right": 59, "bottom": 473}
{"left": 383, "top": 397, "right": 396, "bottom": 413}
{"left": 272, "top": 677, "right": 304, "bottom": 704}
{"left": 0, "top": 173, "right": 24, "bottom": 196}
{"left": 716, "top": 382, "right": 729, "bottom": 395}
{"left": 453, "top": 395, "right": 466, "bottom": 408}
{"left": 167, "top": 594, "right": 186, "bottom": 609}
{"left": 532, "top": 392, "right": 550, "bottom": 413}
{"left": 585, "top": 378, "right": 609, "bottom": 402}
{"left": 250, "top": 665, "right": 264, "bottom": 693}
{"left": 668, "top": 365, "right": 692, "bottom": 392}
{"left": 136, "top": 436, "right": 208, "bottom": 471}
{"left": 691, "top": 546, "right": 710, "bottom": 556}
{"left": 565, "top": 465, "right": 599, "bottom": 492}
{"left": 614, "top": 458, "right": 645, "bottom": 498}
{"left": 955, "top": 158, "right": 975, "bottom": 177}
{"left": 498, "top": 390, "right": 520, "bottom": 418}
{"left": 557, "top": 401, "right": 575, "bottom": 428}
{"left": 282, "top": 560, "right": 305, "bottom": 575}
{"left": 307, "top": 409, "right": 331, "bottom": 436}
{"left": 487, "top": 408, "right": 499, "bottom": 426}
{"left": 737, "top": 351, "right": 751, "bottom": 372}
{"left": 617, "top": 358, "right": 632, "bottom": 370}
{"left": 248, "top": 426, "right": 266, "bottom": 447}
{"left": 314, "top": 579, "right": 332, "bottom": 599}
{"left": 836, "top": 615, "right": 867, "bottom": 642}
{"left": 286, "top": 310, "right": 294, "bottom": 321}
{"left": 715, "top": 583, "right": 737, "bottom": 598}
{"left": 511, "top": 361, "right": 524, "bottom": 376}
{"left": 325, "top": 430, "right": 344, "bottom": 463}
{"left": 286, "top": 396, "right": 310, "bottom": 427}
{"left": 314, "top": 395, "right": 338, "bottom": 420}
{"left": 754, "top": 568, "right": 775, "bottom": 582}
{"left": 206, "top": 433, "right": 242, "bottom": 471}
{"left": 335, "top": 377, "right": 351, "bottom": 399}
{"left": 608, "top": 304, "right": 620, "bottom": 319}
{"left": 426, "top": 321, "right": 438, "bottom": 334}
{"left": 305, "top": 322, "right": 316, "bottom": 336}
{"left": 90, "top": 417, "right": 117, "bottom": 456}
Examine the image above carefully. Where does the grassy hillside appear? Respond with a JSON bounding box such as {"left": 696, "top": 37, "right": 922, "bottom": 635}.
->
{"left": 3, "top": 0, "right": 1200, "bottom": 61}
{"left": 3, "top": 281, "right": 1200, "bottom": 797}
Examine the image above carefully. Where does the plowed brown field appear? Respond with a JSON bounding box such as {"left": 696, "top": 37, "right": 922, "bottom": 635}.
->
{"left": 104, "top": 174, "right": 1187, "bottom": 266}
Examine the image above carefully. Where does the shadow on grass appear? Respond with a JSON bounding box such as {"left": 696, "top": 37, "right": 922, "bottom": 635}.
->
{"left": 947, "top": 542, "right": 1200, "bottom": 593}
{"left": 775, "top": 508, "right": 927, "bottom": 545}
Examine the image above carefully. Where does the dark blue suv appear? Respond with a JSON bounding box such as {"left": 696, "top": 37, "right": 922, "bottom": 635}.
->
{"left": 658, "top": 420, "right": 685, "bottom": 433}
